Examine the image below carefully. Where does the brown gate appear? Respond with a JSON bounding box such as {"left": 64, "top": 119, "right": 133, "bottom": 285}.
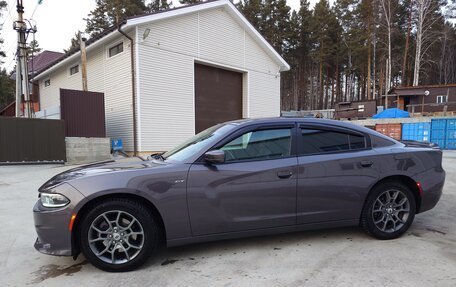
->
{"left": 0, "top": 117, "right": 66, "bottom": 163}
{"left": 194, "top": 64, "right": 243, "bottom": 133}
{"left": 60, "top": 89, "right": 106, "bottom": 137}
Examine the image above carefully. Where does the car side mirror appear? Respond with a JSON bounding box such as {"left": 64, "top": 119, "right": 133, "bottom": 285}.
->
{"left": 204, "top": 150, "right": 225, "bottom": 164}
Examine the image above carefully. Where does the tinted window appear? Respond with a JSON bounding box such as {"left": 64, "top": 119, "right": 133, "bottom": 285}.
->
{"left": 349, "top": 134, "right": 366, "bottom": 149}
{"left": 301, "top": 129, "right": 349, "bottom": 154}
{"left": 371, "top": 134, "right": 395, "bottom": 147}
{"left": 300, "top": 129, "right": 367, "bottom": 155}
{"left": 221, "top": 129, "right": 291, "bottom": 162}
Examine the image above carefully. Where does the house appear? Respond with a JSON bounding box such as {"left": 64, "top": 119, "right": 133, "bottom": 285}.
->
{"left": 33, "top": 0, "right": 290, "bottom": 153}
{"left": 0, "top": 50, "right": 63, "bottom": 117}
{"left": 385, "top": 84, "right": 456, "bottom": 116}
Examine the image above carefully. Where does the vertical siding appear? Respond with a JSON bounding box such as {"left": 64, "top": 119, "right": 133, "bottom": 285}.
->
{"left": 138, "top": 7, "right": 282, "bottom": 151}
{"left": 39, "top": 32, "right": 135, "bottom": 151}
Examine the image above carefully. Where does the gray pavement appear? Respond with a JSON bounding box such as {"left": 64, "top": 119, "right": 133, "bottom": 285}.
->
{"left": 1, "top": 152, "right": 455, "bottom": 287}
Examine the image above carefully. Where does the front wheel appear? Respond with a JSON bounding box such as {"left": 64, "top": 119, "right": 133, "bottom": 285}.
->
{"left": 79, "top": 198, "right": 159, "bottom": 272}
{"left": 361, "top": 181, "right": 416, "bottom": 240}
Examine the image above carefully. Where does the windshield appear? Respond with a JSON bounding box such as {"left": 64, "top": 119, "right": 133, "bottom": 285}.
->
{"left": 162, "top": 124, "right": 235, "bottom": 162}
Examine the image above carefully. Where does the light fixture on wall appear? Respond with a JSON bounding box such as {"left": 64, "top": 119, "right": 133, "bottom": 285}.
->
{"left": 143, "top": 28, "right": 150, "bottom": 40}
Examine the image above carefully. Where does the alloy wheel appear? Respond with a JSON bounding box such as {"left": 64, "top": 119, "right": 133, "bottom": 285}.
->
{"left": 372, "top": 189, "right": 410, "bottom": 233}
{"left": 88, "top": 210, "right": 145, "bottom": 264}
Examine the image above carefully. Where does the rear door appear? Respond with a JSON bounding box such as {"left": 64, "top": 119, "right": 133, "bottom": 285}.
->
{"left": 187, "top": 123, "right": 298, "bottom": 236}
{"left": 297, "top": 124, "right": 380, "bottom": 224}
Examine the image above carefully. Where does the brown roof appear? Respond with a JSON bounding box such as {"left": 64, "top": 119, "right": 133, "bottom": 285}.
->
{"left": 388, "top": 84, "right": 456, "bottom": 96}
{"left": 28, "top": 50, "right": 64, "bottom": 76}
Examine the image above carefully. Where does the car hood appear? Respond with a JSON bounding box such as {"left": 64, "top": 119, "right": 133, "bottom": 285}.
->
{"left": 39, "top": 157, "right": 167, "bottom": 191}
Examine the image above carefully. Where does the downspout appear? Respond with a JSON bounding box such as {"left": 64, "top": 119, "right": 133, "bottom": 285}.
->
{"left": 118, "top": 21, "right": 138, "bottom": 156}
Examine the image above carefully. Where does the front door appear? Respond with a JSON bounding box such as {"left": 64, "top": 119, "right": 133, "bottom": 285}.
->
{"left": 187, "top": 126, "right": 297, "bottom": 236}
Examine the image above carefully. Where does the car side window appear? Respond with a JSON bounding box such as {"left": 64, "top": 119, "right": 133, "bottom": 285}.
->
{"left": 221, "top": 128, "right": 292, "bottom": 162}
{"left": 300, "top": 129, "right": 366, "bottom": 155}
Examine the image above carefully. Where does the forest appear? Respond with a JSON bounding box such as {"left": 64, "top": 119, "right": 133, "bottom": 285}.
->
{"left": 1, "top": 0, "right": 456, "bottom": 111}
{"left": 237, "top": 0, "right": 456, "bottom": 111}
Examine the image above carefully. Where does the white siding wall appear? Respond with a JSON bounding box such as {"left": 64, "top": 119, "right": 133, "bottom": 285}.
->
{"left": 38, "top": 33, "right": 135, "bottom": 150}
{"left": 137, "top": 7, "right": 281, "bottom": 151}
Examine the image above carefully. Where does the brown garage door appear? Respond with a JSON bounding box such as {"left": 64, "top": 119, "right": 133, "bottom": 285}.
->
{"left": 195, "top": 63, "right": 243, "bottom": 133}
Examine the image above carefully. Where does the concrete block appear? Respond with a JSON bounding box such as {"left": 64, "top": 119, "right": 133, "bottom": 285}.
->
{"left": 65, "top": 137, "right": 111, "bottom": 165}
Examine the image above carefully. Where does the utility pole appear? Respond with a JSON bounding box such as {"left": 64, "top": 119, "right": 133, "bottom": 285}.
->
{"left": 14, "top": 0, "right": 32, "bottom": 117}
{"left": 79, "top": 32, "right": 88, "bottom": 91}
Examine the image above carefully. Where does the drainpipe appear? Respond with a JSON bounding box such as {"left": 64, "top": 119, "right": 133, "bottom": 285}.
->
{"left": 118, "top": 21, "right": 138, "bottom": 156}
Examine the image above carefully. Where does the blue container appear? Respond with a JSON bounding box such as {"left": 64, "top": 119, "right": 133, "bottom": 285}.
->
{"left": 430, "top": 118, "right": 456, "bottom": 149}
{"left": 402, "top": 122, "right": 431, "bottom": 142}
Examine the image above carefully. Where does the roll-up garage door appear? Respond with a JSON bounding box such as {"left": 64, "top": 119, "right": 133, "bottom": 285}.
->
{"left": 194, "top": 63, "right": 243, "bottom": 133}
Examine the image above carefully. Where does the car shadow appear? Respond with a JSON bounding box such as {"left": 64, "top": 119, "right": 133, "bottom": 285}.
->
{"left": 142, "top": 226, "right": 367, "bottom": 269}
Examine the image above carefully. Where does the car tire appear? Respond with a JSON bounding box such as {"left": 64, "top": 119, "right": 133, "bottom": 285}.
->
{"left": 361, "top": 181, "right": 416, "bottom": 240}
{"left": 79, "top": 198, "right": 160, "bottom": 272}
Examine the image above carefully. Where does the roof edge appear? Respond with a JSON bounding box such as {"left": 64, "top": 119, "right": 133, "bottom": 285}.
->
{"left": 35, "top": 0, "right": 289, "bottom": 78}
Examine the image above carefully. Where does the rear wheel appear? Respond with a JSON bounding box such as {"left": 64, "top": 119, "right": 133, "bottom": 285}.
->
{"left": 361, "top": 181, "right": 416, "bottom": 240}
{"left": 79, "top": 198, "right": 159, "bottom": 272}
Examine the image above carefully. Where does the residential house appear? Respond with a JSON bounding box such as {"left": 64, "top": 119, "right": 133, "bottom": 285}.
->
{"left": 34, "top": 0, "right": 289, "bottom": 153}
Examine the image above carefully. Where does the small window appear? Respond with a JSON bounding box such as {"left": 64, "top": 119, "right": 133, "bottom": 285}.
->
{"left": 69, "top": 65, "right": 79, "bottom": 75}
{"left": 371, "top": 134, "right": 395, "bottom": 148}
{"left": 349, "top": 134, "right": 366, "bottom": 150}
{"left": 108, "top": 42, "right": 123, "bottom": 57}
{"left": 300, "top": 129, "right": 366, "bottom": 155}
{"left": 220, "top": 129, "right": 292, "bottom": 162}
{"left": 436, "top": 95, "right": 448, "bottom": 104}
{"left": 44, "top": 79, "right": 50, "bottom": 87}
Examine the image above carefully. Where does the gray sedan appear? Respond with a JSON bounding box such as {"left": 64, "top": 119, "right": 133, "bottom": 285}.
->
{"left": 33, "top": 118, "right": 445, "bottom": 272}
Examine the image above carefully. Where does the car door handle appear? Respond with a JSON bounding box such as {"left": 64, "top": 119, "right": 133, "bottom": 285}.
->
{"left": 360, "top": 160, "right": 373, "bottom": 168}
{"left": 277, "top": 171, "right": 293, "bottom": 179}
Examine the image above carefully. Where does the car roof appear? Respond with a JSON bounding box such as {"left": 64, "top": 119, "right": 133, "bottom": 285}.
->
{"left": 223, "top": 117, "right": 398, "bottom": 142}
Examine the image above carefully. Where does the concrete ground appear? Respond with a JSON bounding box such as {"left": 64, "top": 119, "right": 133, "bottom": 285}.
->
{"left": 0, "top": 153, "right": 455, "bottom": 287}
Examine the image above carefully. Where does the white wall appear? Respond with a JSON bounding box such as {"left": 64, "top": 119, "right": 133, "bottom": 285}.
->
{"left": 38, "top": 32, "right": 135, "bottom": 151}
{"left": 137, "top": 7, "right": 282, "bottom": 151}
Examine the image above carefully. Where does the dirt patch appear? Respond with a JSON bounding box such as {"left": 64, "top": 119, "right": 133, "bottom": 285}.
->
{"left": 29, "top": 261, "right": 87, "bottom": 284}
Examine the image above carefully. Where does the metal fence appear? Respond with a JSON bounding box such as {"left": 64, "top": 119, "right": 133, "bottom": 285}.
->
{"left": 60, "top": 88, "right": 106, "bottom": 137}
{"left": 0, "top": 117, "right": 66, "bottom": 163}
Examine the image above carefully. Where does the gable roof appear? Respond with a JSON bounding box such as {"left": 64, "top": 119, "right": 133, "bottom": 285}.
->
{"left": 28, "top": 50, "right": 64, "bottom": 76}
{"left": 34, "top": 0, "right": 289, "bottom": 79}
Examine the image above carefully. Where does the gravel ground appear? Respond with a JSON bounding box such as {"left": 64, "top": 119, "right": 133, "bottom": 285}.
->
{"left": 0, "top": 151, "right": 455, "bottom": 287}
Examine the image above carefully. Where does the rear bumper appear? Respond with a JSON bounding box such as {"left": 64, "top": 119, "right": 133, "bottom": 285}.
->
{"left": 418, "top": 169, "right": 445, "bottom": 213}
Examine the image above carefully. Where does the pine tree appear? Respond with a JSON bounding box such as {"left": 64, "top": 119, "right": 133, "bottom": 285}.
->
{"left": 179, "top": 0, "right": 202, "bottom": 4}
{"left": 27, "top": 40, "right": 42, "bottom": 58}
{"left": 0, "top": 0, "right": 7, "bottom": 61}
{"left": 148, "top": 0, "right": 171, "bottom": 12}
{"left": 64, "top": 31, "right": 82, "bottom": 53}
{"left": 85, "top": 0, "right": 147, "bottom": 37}
{"left": 0, "top": 69, "right": 14, "bottom": 110}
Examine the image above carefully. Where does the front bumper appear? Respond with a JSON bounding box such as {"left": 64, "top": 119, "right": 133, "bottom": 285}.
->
{"left": 33, "top": 183, "right": 85, "bottom": 256}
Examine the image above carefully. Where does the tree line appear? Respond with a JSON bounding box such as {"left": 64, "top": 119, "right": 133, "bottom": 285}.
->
{"left": 74, "top": 0, "right": 456, "bottom": 111}
{"left": 1, "top": 0, "right": 456, "bottom": 111}
{"left": 238, "top": 0, "right": 456, "bottom": 111}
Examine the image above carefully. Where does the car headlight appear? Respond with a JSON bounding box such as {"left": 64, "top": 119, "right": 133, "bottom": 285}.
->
{"left": 40, "top": 192, "right": 70, "bottom": 208}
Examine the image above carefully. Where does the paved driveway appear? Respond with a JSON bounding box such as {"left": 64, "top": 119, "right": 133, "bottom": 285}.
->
{"left": 1, "top": 152, "right": 455, "bottom": 287}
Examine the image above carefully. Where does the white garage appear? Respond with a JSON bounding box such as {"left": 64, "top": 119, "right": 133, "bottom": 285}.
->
{"left": 34, "top": 0, "right": 290, "bottom": 153}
